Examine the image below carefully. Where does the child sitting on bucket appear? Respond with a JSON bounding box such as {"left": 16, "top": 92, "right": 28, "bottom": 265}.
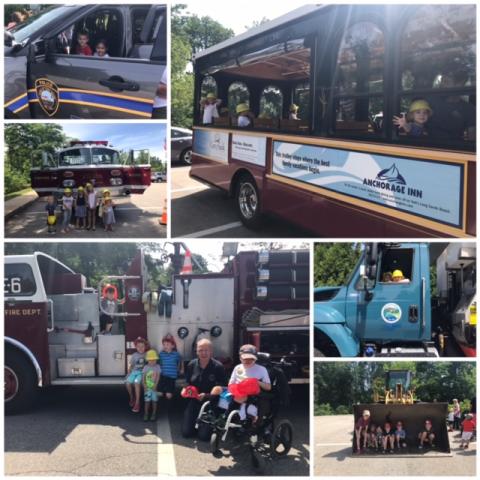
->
{"left": 382, "top": 421, "right": 395, "bottom": 453}
{"left": 354, "top": 409, "right": 370, "bottom": 453}
{"left": 393, "top": 99, "right": 432, "bottom": 137}
{"left": 126, "top": 337, "right": 147, "bottom": 413}
{"left": 228, "top": 344, "right": 271, "bottom": 422}
{"left": 394, "top": 420, "right": 407, "bottom": 449}
{"left": 367, "top": 423, "right": 377, "bottom": 449}
{"left": 418, "top": 418, "right": 435, "bottom": 449}
{"left": 143, "top": 349, "right": 161, "bottom": 422}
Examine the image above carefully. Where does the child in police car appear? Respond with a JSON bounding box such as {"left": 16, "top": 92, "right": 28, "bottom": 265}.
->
{"left": 143, "top": 349, "right": 161, "bottom": 421}
{"left": 126, "top": 337, "right": 147, "bottom": 413}
{"left": 94, "top": 39, "right": 110, "bottom": 58}
{"left": 393, "top": 99, "right": 432, "bottom": 137}
{"left": 74, "top": 186, "right": 87, "bottom": 229}
{"left": 75, "top": 31, "right": 93, "bottom": 56}
{"left": 158, "top": 335, "right": 183, "bottom": 406}
{"left": 86, "top": 183, "right": 97, "bottom": 231}
{"left": 228, "top": 344, "right": 271, "bottom": 422}
{"left": 45, "top": 195, "right": 57, "bottom": 234}
{"left": 60, "top": 188, "right": 74, "bottom": 233}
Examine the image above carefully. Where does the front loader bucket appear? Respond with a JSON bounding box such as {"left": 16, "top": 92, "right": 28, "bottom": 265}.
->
{"left": 353, "top": 403, "right": 450, "bottom": 453}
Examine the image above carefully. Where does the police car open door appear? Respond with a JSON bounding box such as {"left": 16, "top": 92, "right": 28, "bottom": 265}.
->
{"left": 26, "top": 5, "right": 166, "bottom": 119}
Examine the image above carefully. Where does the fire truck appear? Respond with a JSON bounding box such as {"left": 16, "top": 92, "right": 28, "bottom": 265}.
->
{"left": 5, "top": 244, "right": 309, "bottom": 414}
{"left": 30, "top": 140, "right": 151, "bottom": 197}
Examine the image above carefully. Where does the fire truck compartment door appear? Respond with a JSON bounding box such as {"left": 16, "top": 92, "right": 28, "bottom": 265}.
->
{"left": 98, "top": 335, "right": 126, "bottom": 376}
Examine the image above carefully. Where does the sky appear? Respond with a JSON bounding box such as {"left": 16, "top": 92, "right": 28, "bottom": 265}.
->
{"left": 60, "top": 123, "right": 166, "bottom": 160}
{"left": 181, "top": 1, "right": 309, "bottom": 35}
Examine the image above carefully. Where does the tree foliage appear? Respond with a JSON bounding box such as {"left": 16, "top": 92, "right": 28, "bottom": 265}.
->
{"left": 171, "top": 5, "right": 234, "bottom": 128}
{"left": 5, "top": 123, "right": 66, "bottom": 194}
{"left": 314, "top": 362, "right": 476, "bottom": 415}
{"left": 314, "top": 243, "right": 362, "bottom": 287}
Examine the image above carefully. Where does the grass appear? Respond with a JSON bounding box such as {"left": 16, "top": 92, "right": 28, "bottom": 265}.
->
{"left": 5, "top": 187, "right": 35, "bottom": 201}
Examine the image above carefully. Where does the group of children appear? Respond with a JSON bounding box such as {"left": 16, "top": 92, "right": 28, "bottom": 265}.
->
{"left": 199, "top": 92, "right": 301, "bottom": 127}
{"left": 46, "top": 185, "right": 115, "bottom": 234}
{"left": 355, "top": 409, "right": 433, "bottom": 454}
{"left": 75, "top": 31, "right": 110, "bottom": 57}
{"left": 125, "top": 335, "right": 183, "bottom": 422}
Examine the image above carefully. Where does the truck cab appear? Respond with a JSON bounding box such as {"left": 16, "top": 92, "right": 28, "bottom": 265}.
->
{"left": 314, "top": 243, "right": 436, "bottom": 357}
{"left": 5, "top": 251, "right": 146, "bottom": 414}
{"left": 5, "top": 4, "right": 166, "bottom": 119}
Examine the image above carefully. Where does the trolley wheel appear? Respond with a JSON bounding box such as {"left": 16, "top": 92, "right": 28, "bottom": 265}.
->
{"left": 270, "top": 420, "right": 293, "bottom": 457}
{"left": 5, "top": 347, "right": 38, "bottom": 415}
{"left": 235, "top": 174, "right": 262, "bottom": 229}
{"left": 210, "top": 431, "right": 220, "bottom": 455}
{"left": 250, "top": 447, "right": 266, "bottom": 475}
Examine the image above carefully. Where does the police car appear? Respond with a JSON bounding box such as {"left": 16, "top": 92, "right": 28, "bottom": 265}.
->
{"left": 4, "top": 4, "right": 166, "bottom": 119}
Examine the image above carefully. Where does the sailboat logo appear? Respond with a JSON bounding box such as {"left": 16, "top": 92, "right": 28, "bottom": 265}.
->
{"left": 376, "top": 164, "right": 406, "bottom": 185}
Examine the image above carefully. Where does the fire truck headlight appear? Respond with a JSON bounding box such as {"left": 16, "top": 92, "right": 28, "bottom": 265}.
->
{"left": 210, "top": 326, "right": 222, "bottom": 337}
{"left": 110, "top": 178, "right": 123, "bottom": 186}
{"left": 62, "top": 179, "right": 75, "bottom": 187}
{"left": 177, "top": 327, "right": 189, "bottom": 339}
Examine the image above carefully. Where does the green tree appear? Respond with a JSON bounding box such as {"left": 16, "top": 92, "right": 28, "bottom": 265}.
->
{"left": 314, "top": 243, "right": 362, "bottom": 287}
{"left": 5, "top": 123, "right": 66, "bottom": 195}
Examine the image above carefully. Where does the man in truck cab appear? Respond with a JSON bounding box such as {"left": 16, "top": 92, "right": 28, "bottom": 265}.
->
{"left": 181, "top": 339, "right": 226, "bottom": 439}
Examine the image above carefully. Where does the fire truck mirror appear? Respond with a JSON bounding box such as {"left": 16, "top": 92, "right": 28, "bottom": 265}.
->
{"left": 178, "top": 327, "right": 189, "bottom": 339}
{"left": 210, "top": 326, "right": 222, "bottom": 338}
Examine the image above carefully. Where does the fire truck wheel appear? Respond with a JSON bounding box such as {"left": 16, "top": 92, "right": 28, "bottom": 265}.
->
{"left": 235, "top": 174, "right": 262, "bottom": 229}
{"left": 5, "top": 348, "right": 39, "bottom": 415}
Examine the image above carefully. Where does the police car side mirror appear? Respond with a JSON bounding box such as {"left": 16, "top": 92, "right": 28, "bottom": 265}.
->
{"left": 4, "top": 31, "right": 14, "bottom": 48}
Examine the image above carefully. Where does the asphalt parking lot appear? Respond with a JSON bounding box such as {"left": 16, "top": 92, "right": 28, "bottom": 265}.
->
{"left": 314, "top": 415, "right": 476, "bottom": 476}
{"left": 171, "top": 166, "right": 311, "bottom": 238}
{"left": 5, "top": 385, "right": 309, "bottom": 476}
{"left": 5, "top": 183, "right": 166, "bottom": 238}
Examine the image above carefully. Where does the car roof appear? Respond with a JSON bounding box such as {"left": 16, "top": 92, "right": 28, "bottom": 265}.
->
{"left": 172, "top": 127, "right": 192, "bottom": 134}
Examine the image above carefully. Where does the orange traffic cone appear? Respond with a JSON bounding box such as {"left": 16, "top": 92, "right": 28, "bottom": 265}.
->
{"left": 181, "top": 250, "right": 193, "bottom": 275}
{"left": 160, "top": 199, "right": 167, "bottom": 226}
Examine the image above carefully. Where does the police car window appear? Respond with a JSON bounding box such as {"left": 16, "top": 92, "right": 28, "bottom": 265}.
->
{"left": 91, "top": 148, "right": 120, "bottom": 165}
{"left": 171, "top": 129, "right": 182, "bottom": 138}
{"left": 59, "top": 148, "right": 90, "bottom": 166}
{"left": 5, "top": 264, "right": 37, "bottom": 297}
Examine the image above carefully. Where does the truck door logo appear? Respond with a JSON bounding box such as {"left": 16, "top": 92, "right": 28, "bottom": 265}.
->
{"left": 381, "top": 303, "right": 402, "bottom": 324}
{"left": 35, "top": 78, "right": 60, "bottom": 117}
{"left": 128, "top": 286, "right": 140, "bottom": 301}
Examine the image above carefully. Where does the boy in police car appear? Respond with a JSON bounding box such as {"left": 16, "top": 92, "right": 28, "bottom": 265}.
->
{"left": 75, "top": 31, "right": 93, "bottom": 56}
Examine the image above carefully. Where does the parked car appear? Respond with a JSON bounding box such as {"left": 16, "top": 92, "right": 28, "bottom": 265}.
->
{"left": 171, "top": 127, "right": 192, "bottom": 165}
{"left": 151, "top": 171, "right": 166, "bottom": 182}
{"left": 5, "top": 4, "right": 166, "bottom": 119}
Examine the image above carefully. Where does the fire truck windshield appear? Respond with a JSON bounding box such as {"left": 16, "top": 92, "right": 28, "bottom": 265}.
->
{"left": 59, "top": 148, "right": 91, "bottom": 167}
{"left": 91, "top": 148, "right": 120, "bottom": 165}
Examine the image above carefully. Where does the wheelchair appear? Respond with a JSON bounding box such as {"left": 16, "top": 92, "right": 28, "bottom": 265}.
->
{"left": 195, "top": 353, "right": 294, "bottom": 474}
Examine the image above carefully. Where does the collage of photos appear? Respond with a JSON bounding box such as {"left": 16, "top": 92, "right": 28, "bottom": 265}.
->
{"left": 2, "top": 2, "right": 477, "bottom": 479}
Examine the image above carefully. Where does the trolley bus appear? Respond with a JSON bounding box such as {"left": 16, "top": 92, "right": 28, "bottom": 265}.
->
{"left": 190, "top": 4, "right": 476, "bottom": 238}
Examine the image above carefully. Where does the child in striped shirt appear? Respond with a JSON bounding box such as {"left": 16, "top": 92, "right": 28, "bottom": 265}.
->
{"left": 158, "top": 334, "right": 183, "bottom": 402}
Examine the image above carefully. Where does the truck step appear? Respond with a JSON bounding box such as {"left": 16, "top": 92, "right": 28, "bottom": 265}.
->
{"left": 51, "top": 377, "right": 125, "bottom": 386}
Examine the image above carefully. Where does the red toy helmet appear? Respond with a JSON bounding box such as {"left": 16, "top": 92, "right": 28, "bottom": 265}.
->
{"left": 181, "top": 385, "right": 200, "bottom": 400}
{"left": 102, "top": 283, "right": 118, "bottom": 300}
{"left": 228, "top": 378, "right": 260, "bottom": 397}
{"left": 133, "top": 337, "right": 148, "bottom": 349}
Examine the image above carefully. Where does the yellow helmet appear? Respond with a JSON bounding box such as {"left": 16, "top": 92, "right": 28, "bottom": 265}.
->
{"left": 102, "top": 189, "right": 111, "bottom": 196}
{"left": 64, "top": 188, "right": 72, "bottom": 194}
{"left": 206, "top": 92, "right": 217, "bottom": 100}
{"left": 145, "top": 349, "right": 159, "bottom": 361}
{"left": 47, "top": 215, "right": 56, "bottom": 225}
{"left": 392, "top": 269, "right": 404, "bottom": 279}
{"left": 409, "top": 100, "right": 432, "bottom": 114}
{"left": 236, "top": 103, "right": 249, "bottom": 114}
{"left": 77, "top": 186, "right": 84, "bottom": 192}
{"left": 289, "top": 103, "right": 299, "bottom": 112}
{"left": 85, "top": 182, "right": 93, "bottom": 188}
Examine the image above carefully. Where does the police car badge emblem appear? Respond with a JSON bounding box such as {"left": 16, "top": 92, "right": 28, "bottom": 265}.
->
{"left": 35, "top": 78, "right": 60, "bottom": 116}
